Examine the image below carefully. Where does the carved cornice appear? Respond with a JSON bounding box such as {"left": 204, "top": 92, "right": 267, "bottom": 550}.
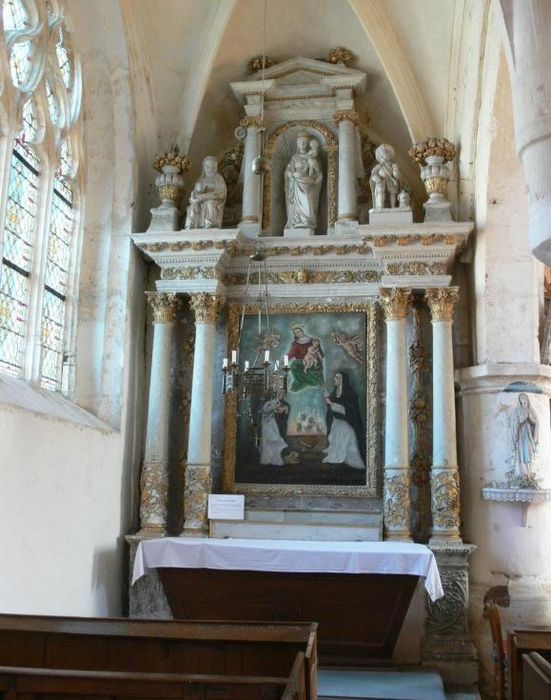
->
{"left": 379, "top": 287, "right": 412, "bottom": 321}
{"left": 333, "top": 110, "right": 360, "bottom": 125}
{"left": 425, "top": 287, "right": 459, "bottom": 321}
{"left": 138, "top": 239, "right": 239, "bottom": 255}
{"left": 189, "top": 293, "right": 225, "bottom": 324}
{"left": 224, "top": 268, "right": 380, "bottom": 285}
{"left": 145, "top": 292, "right": 181, "bottom": 323}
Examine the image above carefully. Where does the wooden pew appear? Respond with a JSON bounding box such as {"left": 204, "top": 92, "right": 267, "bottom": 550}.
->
{"left": 523, "top": 652, "right": 551, "bottom": 700}
{"left": 0, "top": 615, "right": 317, "bottom": 700}
{"left": 508, "top": 628, "right": 551, "bottom": 700}
{"left": 0, "top": 665, "right": 294, "bottom": 699}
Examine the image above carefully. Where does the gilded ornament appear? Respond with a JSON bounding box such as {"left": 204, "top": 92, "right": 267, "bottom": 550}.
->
{"left": 189, "top": 293, "right": 224, "bottom": 324}
{"left": 385, "top": 262, "right": 447, "bottom": 276}
{"left": 296, "top": 268, "right": 309, "bottom": 283}
{"left": 183, "top": 463, "right": 212, "bottom": 531}
{"left": 146, "top": 292, "right": 180, "bottom": 323}
{"left": 408, "top": 137, "right": 456, "bottom": 166}
{"left": 379, "top": 288, "right": 412, "bottom": 321}
{"left": 431, "top": 470, "right": 461, "bottom": 531}
{"left": 425, "top": 287, "right": 459, "bottom": 321}
{"left": 384, "top": 473, "right": 411, "bottom": 530}
{"left": 153, "top": 146, "right": 190, "bottom": 174}
{"left": 139, "top": 460, "right": 169, "bottom": 530}
{"left": 161, "top": 266, "right": 219, "bottom": 281}
{"left": 327, "top": 46, "right": 355, "bottom": 66}
{"left": 248, "top": 55, "right": 276, "bottom": 72}
{"left": 240, "top": 115, "right": 265, "bottom": 129}
{"left": 333, "top": 110, "right": 360, "bottom": 125}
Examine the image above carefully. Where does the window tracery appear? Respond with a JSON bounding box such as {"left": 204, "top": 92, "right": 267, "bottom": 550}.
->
{"left": 0, "top": 0, "right": 81, "bottom": 391}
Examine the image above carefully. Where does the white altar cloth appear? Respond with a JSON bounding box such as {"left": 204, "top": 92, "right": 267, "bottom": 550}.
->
{"left": 132, "top": 537, "right": 444, "bottom": 602}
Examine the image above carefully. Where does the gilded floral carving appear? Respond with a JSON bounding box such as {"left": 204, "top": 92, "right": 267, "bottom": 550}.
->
{"left": 183, "top": 464, "right": 212, "bottom": 532}
{"left": 379, "top": 287, "right": 412, "bottom": 321}
{"left": 189, "top": 293, "right": 224, "bottom": 324}
{"left": 161, "top": 266, "right": 220, "bottom": 281}
{"left": 146, "top": 292, "right": 180, "bottom": 323}
{"left": 139, "top": 460, "right": 169, "bottom": 531}
{"left": 425, "top": 287, "right": 459, "bottom": 321}
{"left": 432, "top": 471, "right": 461, "bottom": 530}
{"left": 384, "top": 473, "right": 411, "bottom": 530}
{"left": 385, "top": 262, "right": 447, "bottom": 276}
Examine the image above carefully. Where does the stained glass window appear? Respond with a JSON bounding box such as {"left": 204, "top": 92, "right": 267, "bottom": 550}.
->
{"left": 0, "top": 1, "right": 81, "bottom": 391}
{"left": 0, "top": 140, "right": 40, "bottom": 377}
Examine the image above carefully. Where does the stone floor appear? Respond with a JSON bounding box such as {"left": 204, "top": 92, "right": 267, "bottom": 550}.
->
{"left": 318, "top": 669, "right": 479, "bottom": 700}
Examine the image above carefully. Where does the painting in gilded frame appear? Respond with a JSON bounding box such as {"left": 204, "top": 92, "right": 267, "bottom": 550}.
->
{"left": 223, "top": 302, "right": 378, "bottom": 496}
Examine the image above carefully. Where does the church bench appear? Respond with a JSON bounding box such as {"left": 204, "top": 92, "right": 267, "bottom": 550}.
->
{"left": 508, "top": 628, "right": 551, "bottom": 700}
{"left": 0, "top": 615, "right": 316, "bottom": 700}
{"left": 0, "top": 663, "right": 303, "bottom": 699}
{"left": 523, "top": 652, "right": 551, "bottom": 700}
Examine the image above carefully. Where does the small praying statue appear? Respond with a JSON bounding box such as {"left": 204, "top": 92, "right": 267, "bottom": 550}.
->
{"left": 369, "top": 144, "right": 402, "bottom": 210}
{"left": 511, "top": 393, "right": 539, "bottom": 477}
{"left": 185, "top": 155, "right": 227, "bottom": 229}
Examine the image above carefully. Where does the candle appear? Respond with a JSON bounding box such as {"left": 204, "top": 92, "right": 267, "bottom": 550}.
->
{"left": 231, "top": 350, "right": 237, "bottom": 365}
{"left": 284, "top": 354, "right": 289, "bottom": 367}
{"left": 264, "top": 349, "right": 270, "bottom": 362}
{"left": 274, "top": 360, "right": 280, "bottom": 370}
{"left": 244, "top": 360, "right": 250, "bottom": 371}
{"left": 222, "top": 357, "right": 228, "bottom": 369}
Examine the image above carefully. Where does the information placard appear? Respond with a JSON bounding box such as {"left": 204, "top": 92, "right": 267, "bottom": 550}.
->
{"left": 208, "top": 494, "right": 245, "bottom": 520}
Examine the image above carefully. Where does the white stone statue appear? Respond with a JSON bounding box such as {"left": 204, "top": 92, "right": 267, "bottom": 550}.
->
{"left": 369, "top": 144, "right": 402, "bottom": 210}
{"left": 284, "top": 133, "right": 323, "bottom": 230}
{"left": 511, "top": 393, "right": 539, "bottom": 476}
{"left": 185, "top": 156, "right": 227, "bottom": 229}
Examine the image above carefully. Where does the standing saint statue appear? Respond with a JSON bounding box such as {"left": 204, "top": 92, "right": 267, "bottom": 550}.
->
{"left": 185, "top": 155, "right": 227, "bottom": 229}
{"left": 369, "top": 143, "right": 402, "bottom": 209}
{"left": 284, "top": 133, "right": 323, "bottom": 230}
{"left": 511, "top": 393, "right": 539, "bottom": 477}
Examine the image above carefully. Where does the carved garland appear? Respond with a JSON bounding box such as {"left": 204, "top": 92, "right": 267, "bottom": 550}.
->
{"left": 263, "top": 121, "right": 338, "bottom": 231}
{"left": 222, "top": 301, "right": 379, "bottom": 497}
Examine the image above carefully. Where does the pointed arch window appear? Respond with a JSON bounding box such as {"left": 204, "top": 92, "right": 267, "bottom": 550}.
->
{"left": 0, "top": 0, "right": 82, "bottom": 391}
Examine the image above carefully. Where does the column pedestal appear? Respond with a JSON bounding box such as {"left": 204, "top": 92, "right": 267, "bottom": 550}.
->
{"left": 380, "top": 287, "right": 412, "bottom": 541}
{"left": 138, "top": 292, "right": 180, "bottom": 536}
{"left": 182, "top": 293, "right": 224, "bottom": 536}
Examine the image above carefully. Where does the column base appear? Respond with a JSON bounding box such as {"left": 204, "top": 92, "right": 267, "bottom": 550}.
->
{"left": 135, "top": 526, "right": 167, "bottom": 539}
{"left": 181, "top": 526, "right": 209, "bottom": 538}
{"left": 182, "top": 463, "right": 212, "bottom": 535}
{"left": 239, "top": 221, "right": 261, "bottom": 239}
{"left": 384, "top": 532, "right": 413, "bottom": 542}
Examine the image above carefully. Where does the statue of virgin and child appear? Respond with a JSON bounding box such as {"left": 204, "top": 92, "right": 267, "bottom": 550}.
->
{"left": 284, "top": 132, "right": 323, "bottom": 231}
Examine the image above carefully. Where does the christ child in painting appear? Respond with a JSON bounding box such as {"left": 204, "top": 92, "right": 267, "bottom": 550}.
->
{"left": 302, "top": 338, "right": 323, "bottom": 371}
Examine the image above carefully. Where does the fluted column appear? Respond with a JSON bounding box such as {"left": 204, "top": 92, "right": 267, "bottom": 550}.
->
{"left": 425, "top": 287, "right": 461, "bottom": 543}
{"left": 334, "top": 111, "right": 359, "bottom": 222}
{"left": 182, "top": 293, "right": 224, "bottom": 536}
{"left": 380, "top": 287, "right": 412, "bottom": 541}
{"left": 138, "top": 292, "right": 180, "bottom": 536}
{"left": 240, "top": 116, "right": 263, "bottom": 226}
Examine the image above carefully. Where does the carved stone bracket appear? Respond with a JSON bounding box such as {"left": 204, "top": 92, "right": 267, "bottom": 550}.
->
{"left": 189, "top": 293, "right": 225, "bottom": 324}
{"left": 146, "top": 292, "right": 181, "bottom": 323}
{"left": 423, "top": 544, "right": 478, "bottom": 686}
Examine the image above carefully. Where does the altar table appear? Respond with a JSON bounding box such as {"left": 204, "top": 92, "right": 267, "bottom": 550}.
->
{"left": 132, "top": 538, "right": 443, "bottom": 666}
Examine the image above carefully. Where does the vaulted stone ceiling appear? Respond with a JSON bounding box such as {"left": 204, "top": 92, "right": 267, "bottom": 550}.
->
{"left": 116, "top": 0, "right": 493, "bottom": 222}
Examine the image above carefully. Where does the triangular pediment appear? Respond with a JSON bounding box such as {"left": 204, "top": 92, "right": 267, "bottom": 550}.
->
{"left": 250, "top": 56, "right": 362, "bottom": 81}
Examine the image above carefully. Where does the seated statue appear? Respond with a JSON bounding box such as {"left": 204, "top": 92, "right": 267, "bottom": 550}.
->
{"left": 284, "top": 133, "right": 323, "bottom": 230}
{"left": 185, "top": 156, "right": 227, "bottom": 229}
{"left": 369, "top": 144, "right": 402, "bottom": 210}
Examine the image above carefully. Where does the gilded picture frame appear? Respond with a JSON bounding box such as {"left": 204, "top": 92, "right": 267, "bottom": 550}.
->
{"left": 222, "top": 301, "right": 379, "bottom": 496}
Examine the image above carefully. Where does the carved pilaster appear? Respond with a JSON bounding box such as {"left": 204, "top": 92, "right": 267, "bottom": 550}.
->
{"left": 189, "top": 293, "right": 224, "bottom": 324}
{"left": 425, "top": 287, "right": 459, "bottom": 321}
{"left": 146, "top": 292, "right": 181, "bottom": 323}
{"left": 379, "top": 287, "right": 412, "bottom": 320}
{"left": 423, "top": 544, "right": 478, "bottom": 685}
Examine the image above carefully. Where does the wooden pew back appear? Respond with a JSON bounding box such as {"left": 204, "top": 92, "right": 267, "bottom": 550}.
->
{"left": 523, "top": 652, "right": 551, "bottom": 700}
{"left": 509, "top": 628, "right": 551, "bottom": 700}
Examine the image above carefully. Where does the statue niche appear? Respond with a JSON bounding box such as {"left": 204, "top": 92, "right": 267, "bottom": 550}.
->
{"left": 267, "top": 125, "right": 330, "bottom": 237}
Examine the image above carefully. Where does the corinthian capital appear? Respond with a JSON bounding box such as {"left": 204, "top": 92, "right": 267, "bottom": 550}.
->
{"left": 189, "top": 293, "right": 225, "bottom": 324}
{"left": 379, "top": 287, "right": 412, "bottom": 321}
{"left": 146, "top": 292, "right": 180, "bottom": 323}
{"left": 425, "top": 287, "right": 459, "bottom": 322}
